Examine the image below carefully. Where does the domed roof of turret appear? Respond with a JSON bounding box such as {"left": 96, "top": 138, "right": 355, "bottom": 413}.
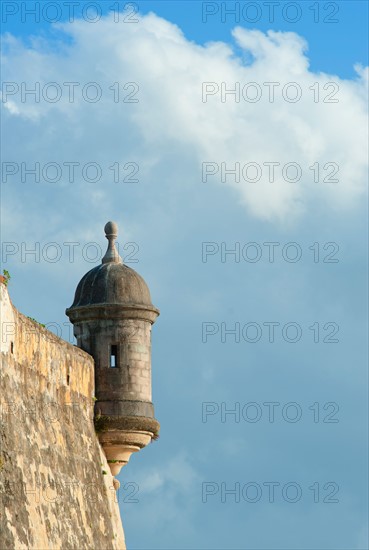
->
{"left": 68, "top": 221, "right": 155, "bottom": 310}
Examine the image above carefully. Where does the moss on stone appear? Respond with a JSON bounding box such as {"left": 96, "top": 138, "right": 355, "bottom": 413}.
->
{"left": 94, "top": 414, "right": 160, "bottom": 439}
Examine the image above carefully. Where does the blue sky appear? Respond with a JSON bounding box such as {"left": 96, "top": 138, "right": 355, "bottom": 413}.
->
{"left": 1, "top": 1, "right": 368, "bottom": 549}
{"left": 3, "top": 1, "right": 368, "bottom": 77}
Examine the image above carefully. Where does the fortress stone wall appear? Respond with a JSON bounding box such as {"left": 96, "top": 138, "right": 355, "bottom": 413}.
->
{"left": 0, "top": 284, "right": 126, "bottom": 549}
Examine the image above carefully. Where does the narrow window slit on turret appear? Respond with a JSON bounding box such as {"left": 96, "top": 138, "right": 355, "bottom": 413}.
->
{"left": 110, "top": 345, "right": 118, "bottom": 368}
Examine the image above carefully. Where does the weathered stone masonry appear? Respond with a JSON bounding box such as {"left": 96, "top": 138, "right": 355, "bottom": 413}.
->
{"left": 0, "top": 220, "right": 160, "bottom": 549}
{"left": 0, "top": 283, "right": 126, "bottom": 549}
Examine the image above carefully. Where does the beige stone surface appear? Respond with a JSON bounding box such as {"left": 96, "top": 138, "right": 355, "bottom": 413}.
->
{"left": 0, "top": 285, "right": 126, "bottom": 549}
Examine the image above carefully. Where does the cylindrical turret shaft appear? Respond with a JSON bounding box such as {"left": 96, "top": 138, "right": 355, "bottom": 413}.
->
{"left": 66, "top": 222, "right": 160, "bottom": 477}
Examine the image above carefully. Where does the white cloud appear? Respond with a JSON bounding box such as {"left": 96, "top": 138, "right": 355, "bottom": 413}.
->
{"left": 121, "top": 453, "right": 200, "bottom": 543}
{"left": 135, "top": 452, "right": 200, "bottom": 496}
{"left": 1, "top": 11, "right": 368, "bottom": 229}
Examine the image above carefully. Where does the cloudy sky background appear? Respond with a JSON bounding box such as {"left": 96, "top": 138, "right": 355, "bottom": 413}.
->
{"left": 1, "top": 1, "right": 368, "bottom": 548}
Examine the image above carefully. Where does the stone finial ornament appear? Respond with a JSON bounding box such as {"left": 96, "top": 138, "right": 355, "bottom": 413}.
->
{"left": 102, "top": 221, "right": 122, "bottom": 264}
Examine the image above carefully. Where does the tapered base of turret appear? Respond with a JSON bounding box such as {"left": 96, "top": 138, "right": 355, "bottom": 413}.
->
{"left": 94, "top": 414, "right": 160, "bottom": 478}
{"left": 101, "top": 431, "right": 154, "bottom": 476}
